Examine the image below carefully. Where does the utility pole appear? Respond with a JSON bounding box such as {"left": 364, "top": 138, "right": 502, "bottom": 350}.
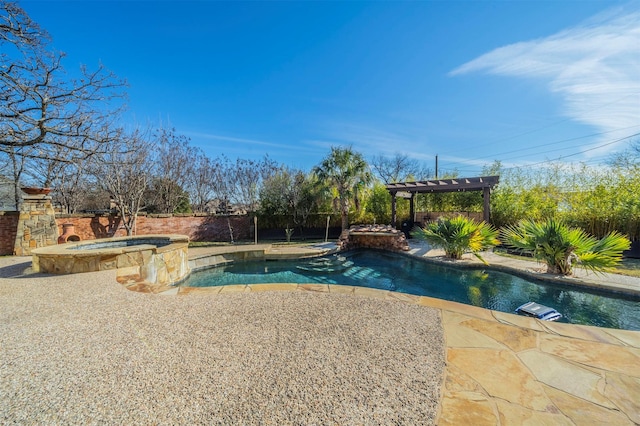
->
{"left": 435, "top": 154, "right": 438, "bottom": 179}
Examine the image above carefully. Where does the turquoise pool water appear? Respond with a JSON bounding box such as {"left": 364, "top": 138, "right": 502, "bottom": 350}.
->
{"left": 184, "top": 249, "right": 640, "bottom": 330}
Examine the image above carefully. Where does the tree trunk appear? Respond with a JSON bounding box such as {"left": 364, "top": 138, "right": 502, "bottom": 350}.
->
{"left": 340, "top": 197, "right": 349, "bottom": 231}
{"left": 341, "top": 211, "right": 349, "bottom": 231}
{"left": 226, "top": 216, "right": 235, "bottom": 244}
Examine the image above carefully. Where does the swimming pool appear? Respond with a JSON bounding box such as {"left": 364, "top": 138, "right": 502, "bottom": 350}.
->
{"left": 183, "top": 249, "right": 640, "bottom": 330}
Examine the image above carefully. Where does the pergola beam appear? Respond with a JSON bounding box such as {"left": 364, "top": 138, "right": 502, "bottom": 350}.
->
{"left": 386, "top": 175, "right": 500, "bottom": 226}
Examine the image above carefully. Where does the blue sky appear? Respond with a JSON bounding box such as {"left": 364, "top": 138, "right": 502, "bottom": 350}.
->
{"left": 20, "top": 0, "right": 640, "bottom": 176}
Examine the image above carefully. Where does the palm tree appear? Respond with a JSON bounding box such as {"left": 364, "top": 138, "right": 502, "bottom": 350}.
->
{"left": 411, "top": 216, "right": 500, "bottom": 265}
{"left": 313, "top": 147, "right": 372, "bottom": 231}
{"left": 500, "top": 219, "right": 630, "bottom": 275}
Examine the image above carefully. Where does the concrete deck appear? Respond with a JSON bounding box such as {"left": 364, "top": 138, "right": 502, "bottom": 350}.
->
{"left": 1, "top": 241, "right": 638, "bottom": 424}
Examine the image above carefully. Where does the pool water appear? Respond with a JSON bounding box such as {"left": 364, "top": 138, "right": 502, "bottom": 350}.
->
{"left": 184, "top": 250, "right": 640, "bottom": 330}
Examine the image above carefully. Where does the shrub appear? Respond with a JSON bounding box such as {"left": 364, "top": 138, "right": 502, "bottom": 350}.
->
{"left": 500, "top": 218, "right": 630, "bottom": 276}
{"left": 411, "top": 216, "right": 500, "bottom": 264}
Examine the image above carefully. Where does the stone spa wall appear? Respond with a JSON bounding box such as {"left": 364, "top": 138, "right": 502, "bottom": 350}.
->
{"left": 338, "top": 225, "right": 410, "bottom": 252}
{"left": 31, "top": 235, "right": 190, "bottom": 291}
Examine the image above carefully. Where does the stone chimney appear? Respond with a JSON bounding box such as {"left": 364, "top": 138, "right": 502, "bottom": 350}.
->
{"left": 13, "top": 191, "right": 59, "bottom": 256}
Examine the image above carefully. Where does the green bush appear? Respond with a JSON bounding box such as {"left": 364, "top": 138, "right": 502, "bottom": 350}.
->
{"left": 411, "top": 216, "right": 500, "bottom": 264}
{"left": 500, "top": 218, "right": 631, "bottom": 275}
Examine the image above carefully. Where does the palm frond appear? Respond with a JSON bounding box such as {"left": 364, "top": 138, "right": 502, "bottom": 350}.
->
{"left": 412, "top": 216, "right": 499, "bottom": 262}
{"left": 500, "top": 218, "right": 631, "bottom": 275}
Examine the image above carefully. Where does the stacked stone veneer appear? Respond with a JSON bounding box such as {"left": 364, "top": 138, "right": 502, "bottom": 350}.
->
{"left": 32, "top": 235, "right": 190, "bottom": 291}
{"left": 338, "top": 225, "right": 409, "bottom": 252}
{"left": 13, "top": 195, "right": 59, "bottom": 256}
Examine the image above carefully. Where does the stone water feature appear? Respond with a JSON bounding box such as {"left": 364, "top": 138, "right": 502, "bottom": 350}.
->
{"left": 338, "top": 224, "right": 409, "bottom": 252}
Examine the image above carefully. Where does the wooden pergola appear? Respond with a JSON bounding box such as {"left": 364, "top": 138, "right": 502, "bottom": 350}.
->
{"left": 385, "top": 175, "right": 500, "bottom": 226}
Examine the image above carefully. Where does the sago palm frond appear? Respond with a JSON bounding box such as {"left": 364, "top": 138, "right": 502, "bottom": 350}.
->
{"left": 501, "top": 219, "right": 630, "bottom": 275}
{"left": 412, "top": 216, "right": 499, "bottom": 264}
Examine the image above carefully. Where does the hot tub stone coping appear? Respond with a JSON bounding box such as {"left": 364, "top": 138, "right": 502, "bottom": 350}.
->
{"left": 32, "top": 234, "right": 189, "bottom": 255}
{"left": 31, "top": 234, "right": 190, "bottom": 287}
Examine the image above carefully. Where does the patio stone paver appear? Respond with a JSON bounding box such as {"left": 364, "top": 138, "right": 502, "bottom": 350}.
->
{"left": 447, "top": 348, "right": 553, "bottom": 411}
{"left": 439, "top": 306, "right": 639, "bottom": 424}
{"left": 518, "top": 350, "right": 615, "bottom": 408}
{"left": 539, "top": 334, "right": 640, "bottom": 373}
{"left": 438, "top": 391, "right": 498, "bottom": 426}
{"left": 493, "top": 399, "right": 574, "bottom": 425}
{"left": 537, "top": 319, "right": 631, "bottom": 344}
{"left": 603, "top": 372, "right": 640, "bottom": 424}
{"left": 218, "top": 284, "right": 249, "bottom": 293}
{"left": 248, "top": 283, "right": 298, "bottom": 292}
{"left": 492, "top": 310, "right": 547, "bottom": 331}
{"left": 601, "top": 327, "right": 640, "bottom": 347}
{"left": 543, "top": 384, "right": 634, "bottom": 425}
{"left": 328, "top": 284, "right": 356, "bottom": 294}
{"left": 460, "top": 317, "right": 539, "bottom": 352}
{"left": 297, "top": 283, "right": 330, "bottom": 293}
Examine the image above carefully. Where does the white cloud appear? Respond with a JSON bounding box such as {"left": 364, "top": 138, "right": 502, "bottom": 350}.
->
{"left": 451, "top": 6, "right": 640, "bottom": 158}
{"left": 184, "top": 131, "right": 291, "bottom": 150}
{"left": 314, "top": 121, "right": 435, "bottom": 162}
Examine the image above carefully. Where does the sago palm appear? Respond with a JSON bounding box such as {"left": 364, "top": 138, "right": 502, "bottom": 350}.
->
{"left": 500, "top": 218, "right": 630, "bottom": 275}
{"left": 411, "top": 216, "right": 500, "bottom": 265}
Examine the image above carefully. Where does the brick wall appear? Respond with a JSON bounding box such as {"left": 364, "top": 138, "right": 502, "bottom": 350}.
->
{"left": 0, "top": 212, "right": 19, "bottom": 255}
{"left": 54, "top": 214, "right": 253, "bottom": 242}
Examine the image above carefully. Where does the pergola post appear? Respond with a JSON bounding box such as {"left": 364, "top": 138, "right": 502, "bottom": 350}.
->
{"left": 391, "top": 192, "right": 397, "bottom": 227}
{"left": 483, "top": 186, "right": 491, "bottom": 223}
{"left": 410, "top": 193, "right": 415, "bottom": 223}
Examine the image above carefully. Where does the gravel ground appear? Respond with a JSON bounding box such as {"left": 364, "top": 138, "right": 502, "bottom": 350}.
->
{"left": 0, "top": 257, "right": 445, "bottom": 425}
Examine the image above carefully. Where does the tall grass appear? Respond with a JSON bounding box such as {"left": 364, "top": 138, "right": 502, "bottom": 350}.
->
{"left": 491, "top": 163, "right": 640, "bottom": 241}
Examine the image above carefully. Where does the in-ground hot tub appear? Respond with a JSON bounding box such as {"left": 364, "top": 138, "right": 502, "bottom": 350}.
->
{"left": 31, "top": 234, "right": 190, "bottom": 288}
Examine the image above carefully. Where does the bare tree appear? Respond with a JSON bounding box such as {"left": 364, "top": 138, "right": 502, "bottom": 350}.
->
{"left": 0, "top": 0, "right": 42, "bottom": 47}
{"left": 210, "top": 155, "right": 234, "bottom": 213}
{"left": 5, "top": 145, "right": 28, "bottom": 207}
{"left": 146, "top": 128, "right": 194, "bottom": 213}
{"left": 1, "top": 1, "right": 126, "bottom": 163}
{"left": 609, "top": 138, "right": 640, "bottom": 168}
{"left": 370, "top": 153, "right": 432, "bottom": 183}
{"left": 198, "top": 155, "right": 278, "bottom": 242}
{"left": 187, "top": 149, "right": 216, "bottom": 213}
{"left": 210, "top": 155, "right": 236, "bottom": 242}
{"left": 51, "top": 161, "right": 93, "bottom": 214}
{"left": 90, "top": 129, "right": 152, "bottom": 236}
{"left": 23, "top": 139, "right": 98, "bottom": 213}
{"left": 231, "top": 155, "right": 279, "bottom": 213}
